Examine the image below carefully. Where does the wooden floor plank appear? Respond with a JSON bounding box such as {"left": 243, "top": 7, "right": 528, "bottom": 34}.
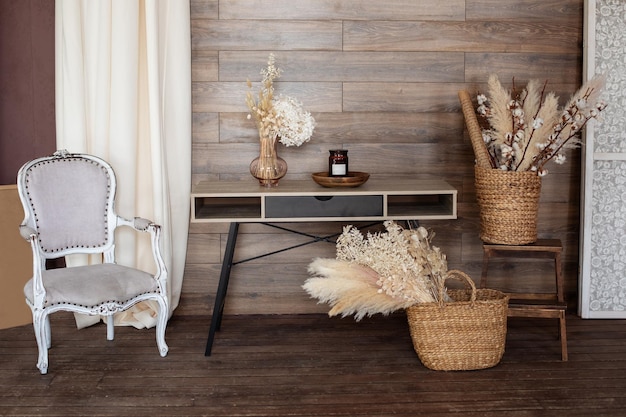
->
{"left": 2, "top": 312, "right": 626, "bottom": 416}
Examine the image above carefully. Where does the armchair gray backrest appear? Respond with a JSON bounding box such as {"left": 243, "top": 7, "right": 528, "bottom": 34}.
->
{"left": 17, "top": 150, "right": 169, "bottom": 374}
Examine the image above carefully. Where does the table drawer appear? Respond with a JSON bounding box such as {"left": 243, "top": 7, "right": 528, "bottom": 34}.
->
{"left": 265, "top": 195, "right": 383, "bottom": 218}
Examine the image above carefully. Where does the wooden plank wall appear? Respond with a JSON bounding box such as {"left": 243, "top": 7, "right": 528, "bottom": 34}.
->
{"left": 183, "top": 0, "right": 584, "bottom": 316}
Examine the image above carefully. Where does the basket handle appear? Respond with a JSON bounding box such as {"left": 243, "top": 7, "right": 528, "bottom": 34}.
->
{"left": 438, "top": 269, "right": 477, "bottom": 306}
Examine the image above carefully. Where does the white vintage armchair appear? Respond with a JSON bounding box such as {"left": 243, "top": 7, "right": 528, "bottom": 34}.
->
{"left": 17, "top": 150, "right": 169, "bottom": 374}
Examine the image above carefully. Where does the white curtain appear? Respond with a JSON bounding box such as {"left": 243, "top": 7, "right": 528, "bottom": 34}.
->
{"left": 54, "top": 0, "right": 191, "bottom": 328}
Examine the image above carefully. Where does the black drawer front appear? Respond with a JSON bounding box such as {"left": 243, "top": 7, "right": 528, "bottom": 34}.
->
{"left": 265, "top": 195, "right": 383, "bottom": 218}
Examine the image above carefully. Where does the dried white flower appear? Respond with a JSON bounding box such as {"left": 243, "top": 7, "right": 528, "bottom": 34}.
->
{"left": 273, "top": 95, "right": 316, "bottom": 147}
{"left": 500, "top": 144, "right": 514, "bottom": 159}
{"left": 554, "top": 154, "right": 566, "bottom": 164}
{"left": 304, "top": 221, "right": 451, "bottom": 320}
{"left": 246, "top": 54, "right": 315, "bottom": 147}
{"left": 477, "top": 74, "right": 607, "bottom": 175}
{"left": 260, "top": 53, "right": 282, "bottom": 83}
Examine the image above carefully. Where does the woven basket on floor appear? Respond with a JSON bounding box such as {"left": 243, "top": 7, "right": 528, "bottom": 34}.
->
{"left": 474, "top": 165, "right": 542, "bottom": 245}
{"left": 406, "top": 270, "right": 509, "bottom": 371}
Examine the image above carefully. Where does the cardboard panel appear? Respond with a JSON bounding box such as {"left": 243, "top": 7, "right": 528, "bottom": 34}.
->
{"left": 0, "top": 185, "right": 32, "bottom": 329}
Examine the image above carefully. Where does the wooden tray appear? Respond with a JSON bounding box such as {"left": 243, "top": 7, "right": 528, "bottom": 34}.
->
{"left": 311, "top": 171, "right": 370, "bottom": 188}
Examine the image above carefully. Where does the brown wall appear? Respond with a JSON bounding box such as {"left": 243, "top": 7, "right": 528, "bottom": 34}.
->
{"left": 0, "top": 1, "right": 56, "bottom": 185}
{"left": 183, "top": 0, "right": 585, "bottom": 316}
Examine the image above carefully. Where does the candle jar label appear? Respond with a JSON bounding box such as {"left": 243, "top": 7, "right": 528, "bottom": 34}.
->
{"left": 329, "top": 150, "right": 349, "bottom": 177}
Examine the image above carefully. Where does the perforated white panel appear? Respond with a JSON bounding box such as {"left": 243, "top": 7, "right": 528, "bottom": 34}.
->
{"left": 580, "top": 0, "right": 626, "bottom": 317}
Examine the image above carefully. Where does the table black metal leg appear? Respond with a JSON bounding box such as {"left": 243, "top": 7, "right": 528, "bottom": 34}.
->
{"left": 205, "top": 222, "right": 239, "bottom": 356}
{"left": 203, "top": 221, "right": 387, "bottom": 356}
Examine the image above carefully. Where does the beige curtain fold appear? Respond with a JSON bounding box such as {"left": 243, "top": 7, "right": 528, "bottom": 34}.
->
{"left": 55, "top": 0, "right": 191, "bottom": 328}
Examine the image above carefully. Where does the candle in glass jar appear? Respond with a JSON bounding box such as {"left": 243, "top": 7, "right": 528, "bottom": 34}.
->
{"left": 328, "top": 150, "right": 349, "bottom": 176}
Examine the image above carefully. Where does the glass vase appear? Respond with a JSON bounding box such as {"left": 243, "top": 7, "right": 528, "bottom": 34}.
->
{"left": 249, "top": 133, "right": 287, "bottom": 187}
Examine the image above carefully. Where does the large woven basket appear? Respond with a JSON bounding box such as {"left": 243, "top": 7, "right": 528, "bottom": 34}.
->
{"left": 474, "top": 165, "right": 542, "bottom": 245}
{"left": 406, "top": 270, "right": 509, "bottom": 371}
{"left": 459, "top": 90, "right": 543, "bottom": 245}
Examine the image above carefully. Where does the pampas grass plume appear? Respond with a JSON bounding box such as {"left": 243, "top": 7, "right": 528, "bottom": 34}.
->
{"left": 304, "top": 258, "right": 410, "bottom": 321}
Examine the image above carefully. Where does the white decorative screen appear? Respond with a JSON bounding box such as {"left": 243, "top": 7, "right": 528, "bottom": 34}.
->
{"left": 580, "top": 0, "right": 626, "bottom": 317}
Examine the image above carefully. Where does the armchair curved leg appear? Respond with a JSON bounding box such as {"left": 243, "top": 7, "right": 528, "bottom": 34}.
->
{"left": 32, "top": 309, "right": 49, "bottom": 374}
{"left": 155, "top": 296, "right": 169, "bottom": 357}
{"left": 44, "top": 315, "right": 51, "bottom": 349}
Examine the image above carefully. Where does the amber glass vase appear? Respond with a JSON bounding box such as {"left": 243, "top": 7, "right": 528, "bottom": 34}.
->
{"left": 249, "top": 133, "right": 288, "bottom": 187}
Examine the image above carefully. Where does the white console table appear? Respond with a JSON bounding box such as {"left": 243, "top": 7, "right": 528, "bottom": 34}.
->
{"left": 190, "top": 178, "right": 457, "bottom": 355}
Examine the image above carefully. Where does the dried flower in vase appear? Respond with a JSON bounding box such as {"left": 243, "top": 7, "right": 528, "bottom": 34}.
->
{"left": 245, "top": 53, "right": 315, "bottom": 147}
{"left": 477, "top": 74, "right": 607, "bottom": 176}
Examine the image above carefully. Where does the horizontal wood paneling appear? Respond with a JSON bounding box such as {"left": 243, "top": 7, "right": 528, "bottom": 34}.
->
{"left": 218, "top": 0, "right": 466, "bottom": 21}
{"left": 343, "top": 82, "right": 468, "bottom": 112}
{"left": 466, "top": 0, "right": 582, "bottom": 21}
{"left": 344, "top": 21, "right": 581, "bottom": 53}
{"left": 185, "top": 233, "right": 221, "bottom": 264}
{"left": 193, "top": 82, "right": 342, "bottom": 112}
{"left": 191, "top": 20, "right": 343, "bottom": 51}
{"left": 188, "top": 0, "right": 586, "bottom": 316}
{"left": 465, "top": 53, "right": 582, "bottom": 83}
{"left": 189, "top": 0, "right": 218, "bottom": 19}
{"left": 191, "top": 50, "right": 218, "bottom": 81}
{"left": 191, "top": 112, "right": 218, "bottom": 143}
{"left": 193, "top": 142, "right": 474, "bottom": 177}
{"left": 218, "top": 51, "right": 465, "bottom": 82}
{"left": 218, "top": 112, "right": 464, "bottom": 144}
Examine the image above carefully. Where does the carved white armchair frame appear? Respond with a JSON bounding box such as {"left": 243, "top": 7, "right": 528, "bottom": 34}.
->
{"left": 17, "top": 150, "right": 169, "bottom": 374}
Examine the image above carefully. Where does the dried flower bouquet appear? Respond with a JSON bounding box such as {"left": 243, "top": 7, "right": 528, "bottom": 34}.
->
{"left": 245, "top": 53, "right": 315, "bottom": 148}
{"left": 477, "top": 75, "right": 607, "bottom": 176}
{"left": 303, "top": 221, "right": 450, "bottom": 321}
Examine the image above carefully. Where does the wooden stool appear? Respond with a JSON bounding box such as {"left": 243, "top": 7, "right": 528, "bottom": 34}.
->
{"left": 481, "top": 239, "right": 568, "bottom": 361}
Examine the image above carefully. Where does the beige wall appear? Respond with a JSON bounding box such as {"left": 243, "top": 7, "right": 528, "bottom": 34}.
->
{"left": 183, "top": 0, "right": 585, "bottom": 315}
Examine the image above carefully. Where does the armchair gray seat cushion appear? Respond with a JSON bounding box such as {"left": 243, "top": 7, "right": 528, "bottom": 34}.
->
{"left": 24, "top": 264, "right": 158, "bottom": 309}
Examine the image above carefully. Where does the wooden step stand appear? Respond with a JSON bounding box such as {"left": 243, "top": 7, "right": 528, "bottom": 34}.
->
{"left": 481, "top": 239, "right": 568, "bottom": 361}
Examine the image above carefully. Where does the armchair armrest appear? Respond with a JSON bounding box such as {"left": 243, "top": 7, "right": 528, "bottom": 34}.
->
{"left": 116, "top": 215, "right": 167, "bottom": 286}
{"left": 19, "top": 224, "right": 37, "bottom": 241}
{"left": 117, "top": 215, "right": 159, "bottom": 232}
{"left": 133, "top": 217, "right": 154, "bottom": 232}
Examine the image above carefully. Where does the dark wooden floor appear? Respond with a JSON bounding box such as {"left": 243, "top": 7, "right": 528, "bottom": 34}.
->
{"left": 2, "top": 312, "right": 626, "bottom": 416}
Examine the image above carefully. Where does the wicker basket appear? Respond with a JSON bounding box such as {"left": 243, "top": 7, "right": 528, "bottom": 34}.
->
{"left": 406, "top": 270, "right": 509, "bottom": 371}
{"left": 459, "top": 90, "right": 543, "bottom": 245}
{"left": 474, "top": 165, "right": 542, "bottom": 245}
